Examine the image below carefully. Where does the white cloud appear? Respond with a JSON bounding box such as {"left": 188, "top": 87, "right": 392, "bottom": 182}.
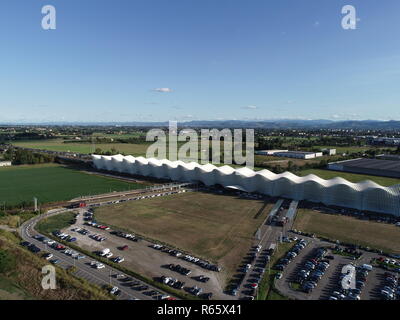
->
{"left": 242, "top": 105, "right": 258, "bottom": 110}
{"left": 152, "top": 88, "right": 173, "bottom": 93}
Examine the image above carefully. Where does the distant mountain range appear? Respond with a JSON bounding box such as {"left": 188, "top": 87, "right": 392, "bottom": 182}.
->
{"left": 2, "top": 120, "right": 400, "bottom": 130}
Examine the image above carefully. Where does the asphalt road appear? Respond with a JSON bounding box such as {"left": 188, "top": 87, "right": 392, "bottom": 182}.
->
{"left": 19, "top": 208, "right": 173, "bottom": 300}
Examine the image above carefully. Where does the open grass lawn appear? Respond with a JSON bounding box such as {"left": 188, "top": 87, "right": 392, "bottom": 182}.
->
{"left": 95, "top": 191, "right": 273, "bottom": 278}
{"left": 293, "top": 209, "right": 400, "bottom": 254}
{"left": 36, "top": 211, "right": 76, "bottom": 234}
{"left": 297, "top": 169, "right": 400, "bottom": 186}
{"left": 0, "top": 164, "right": 143, "bottom": 206}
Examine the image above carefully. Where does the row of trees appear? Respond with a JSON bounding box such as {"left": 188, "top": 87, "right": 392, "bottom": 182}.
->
{"left": 3, "top": 148, "right": 55, "bottom": 165}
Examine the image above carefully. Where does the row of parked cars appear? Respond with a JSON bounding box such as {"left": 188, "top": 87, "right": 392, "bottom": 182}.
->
{"left": 228, "top": 245, "right": 269, "bottom": 299}
{"left": 293, "top": 247, "right": 330, "bottom": 293}
{"left": 379, "top": 272, "right": 399, "bottom": 300}
{"left": 160, "top": 275, "right": 185, "bottom": 290}
{"left": 151, "top": 243, "right": 221, "bottom": 272}
{"left": 376, "top": 256, "right": 400, "bottom": 273}
{"left": 85, "top": 221, "right": 110, "bottom": 231}
{"left": 112, "top": 230, "right": 141, "bottom": 242}
{"left": 164, "top": 263, "right": 191, "bottom": 276}
{"left": 21, "top": 240, "right": 41, "bottom": 253}
{"left": 72, "top": 227, "right": 90, "bottom": 236}
{"left": 275, "top": 239, "right": 308, "bottom": 273}
{"left": 53, "top": 231, "right": 77, "bottom": 243}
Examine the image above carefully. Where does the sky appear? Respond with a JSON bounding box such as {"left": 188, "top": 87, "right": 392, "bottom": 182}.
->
{"left": 0, "top": 0, "right": 399, "bottom": 123}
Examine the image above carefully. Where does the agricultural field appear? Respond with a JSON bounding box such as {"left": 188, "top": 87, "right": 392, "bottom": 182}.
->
{"left": 297, "top": 169, "right": 400, "bottom": 187}
{"left": 0, "top": 164, "right": 143, "bottom": 207}
{"left": 12, "top": 139, "right": 202, "bottom": 160}
{"left": 13, "top": 139, "right": 151, "bottom": 156}
{"left": 94, "top": 191, "right": 273, "bottom": 279}
{"left": 293, "top": 209, "right": 400, "bottom": 254}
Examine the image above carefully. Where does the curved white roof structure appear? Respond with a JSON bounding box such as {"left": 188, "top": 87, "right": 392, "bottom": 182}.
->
{"left": 92, "top": 155, "right": 400, "bottom": 216}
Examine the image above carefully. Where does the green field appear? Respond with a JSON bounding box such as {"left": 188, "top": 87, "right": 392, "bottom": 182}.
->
{"left": 13, "top": 139, "right": 196, "bottom": 160}
{"left": 36, "top": 211, "right": 76, "bottom": 234}
{"left": 0, "top": 164, "right": 143, "bottom": 206}
{"left": 13, "top": 139, "right": 150, "bottom": 156}
{"left": 297, "top": 169, "right": 400, "bottom": 187}
{"left": 95, "top": 191, "right": 272, "bottom": 279}
{"left": 293, "top": 209, "right": 400, "bottom": 254}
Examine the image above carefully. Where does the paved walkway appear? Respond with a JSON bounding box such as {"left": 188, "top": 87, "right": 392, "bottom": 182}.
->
{"left": 0, "top": 225, "right": 17, "bottom": 232}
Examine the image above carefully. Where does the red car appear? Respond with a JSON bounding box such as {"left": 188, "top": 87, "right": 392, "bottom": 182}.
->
{"left": 120, "top": 245, "right": 129, "bottom": 251}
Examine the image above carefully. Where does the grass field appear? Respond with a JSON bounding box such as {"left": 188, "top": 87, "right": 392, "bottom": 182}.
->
{"left": 36, "top": 211, "right": 76, "bottom": 234}
{"left": 13, "top": 139, "right": 205, "bottom": 160}
{"left": 297, "top": 169, "right": 400, "bottom": 186}
{"left": 13, "top": 139, "right": 151, "bottom": 156}
{"left": 95, "top": 191, "right": 272, "bottom": 278}
{"left": 0, "top": 164, "right": 143, "bottom": 206}
{"left": 293, "top": 209, "right": 400, "bottom": 254}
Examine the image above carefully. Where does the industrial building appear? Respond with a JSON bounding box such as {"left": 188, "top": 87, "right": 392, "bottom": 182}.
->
{"left": 272, "top": 151, "right": 323, "bottom": 159}
{"left": 328, "top": 158, "right": 400, "bottom": 178}
{"left": 255, "top": 150, "right": 288, "bottom": 156}
{"left": 256, "top": 150, "right": 323, "bottom": 159}
{"left": 93, "top": 154, "right": 400, "bottom": 217}
{"left": 321, "top": 148, "right": 337, "bottom": 156}
{"left": 369, "top": 137, "right": 400, "bottom": 146}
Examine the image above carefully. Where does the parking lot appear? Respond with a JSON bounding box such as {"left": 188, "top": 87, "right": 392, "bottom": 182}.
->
{"left": 59, "top": 209, "right": 232, "bottom": 300}
{"left": 275, "top": 232, "right": 399, "bottom": 300}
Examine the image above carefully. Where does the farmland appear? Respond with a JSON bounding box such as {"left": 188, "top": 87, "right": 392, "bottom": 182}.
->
{"left": 13, "top": 139, "right": 151, "bottom": 156}
{"left": 293, "top": 209, "right": 400, "bottom": 254}
{"left": 297, "top": 169, "right": 400, "bottom": 187}
{"left": 0, "top": 164, "right": 143, "bottom": 207}
{"left": 94, "top": 191, "right": 273, "bottom": 279}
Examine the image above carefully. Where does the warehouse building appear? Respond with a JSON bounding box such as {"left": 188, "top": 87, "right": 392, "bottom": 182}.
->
{"left": 255, "top": 149, "right": 288, "bottom": 155}
{"left": 273, "top": 151, "right": 323, "bottom": 159}
{"left": 328, "top": 158, "right": 400, "bottom": 178}
{"left": 93, "top": 155, "right": 400, "bottom": 217}
{"left": 256, "top": 150, "right": 323, "bottom": 159}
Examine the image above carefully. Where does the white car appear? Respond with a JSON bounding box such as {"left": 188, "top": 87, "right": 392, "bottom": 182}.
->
{"left": 45, "top": 253, "right": 53, "bottom": 260}
{"left": 105, "top": 252, "right": 113, "bottom": 258}
{"left": 110, "top": 286, "right": 120, "bottom": 295}
{"left": 96, "top": 263, "right": 105, "bottom": 269}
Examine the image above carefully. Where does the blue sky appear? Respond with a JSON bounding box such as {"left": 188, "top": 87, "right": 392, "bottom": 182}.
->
{"left": 0, "top": 0, "right": 399, "bottom": 123}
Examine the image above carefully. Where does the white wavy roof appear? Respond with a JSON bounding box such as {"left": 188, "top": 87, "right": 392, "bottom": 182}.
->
{"left": 92, "top": 154, "right": 400, "bottom": 216}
